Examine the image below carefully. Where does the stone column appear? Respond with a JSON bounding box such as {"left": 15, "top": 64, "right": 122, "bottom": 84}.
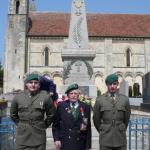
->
{"left": 104, "top": 38, "right": 113, "bottom": 76}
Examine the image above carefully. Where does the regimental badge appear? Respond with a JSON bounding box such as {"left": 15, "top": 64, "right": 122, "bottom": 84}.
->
{"left": 74, "top": 0, "right": 83, "bottom": 8}
{"left": 80, "top": 117, "right": 88, "bottom": 131}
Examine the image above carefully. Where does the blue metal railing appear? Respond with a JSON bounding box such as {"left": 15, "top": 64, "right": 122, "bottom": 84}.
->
{"left": 0, "top": 117, "right": 150, "bottom": 150}
{"left": 0, "top": 117, "right": 15, "bottom": 150}
{"left": 129, "top": 117, "right": 150, "bottom": 150}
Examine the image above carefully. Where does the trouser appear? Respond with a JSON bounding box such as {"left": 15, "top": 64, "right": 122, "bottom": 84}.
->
{"left": 100, "top": 145, "right": 126, "bottom": 150}
{"left": 15, "top": 143, "right": 46, "bottom": 150}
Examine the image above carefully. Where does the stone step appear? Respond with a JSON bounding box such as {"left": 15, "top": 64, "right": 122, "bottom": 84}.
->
{"left": 46, "top": 137, "right": 100, "bottom": 150}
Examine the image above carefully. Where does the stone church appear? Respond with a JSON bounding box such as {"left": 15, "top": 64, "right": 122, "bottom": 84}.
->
{"left": 4, "top": 0, "right": 150, "bottom": 96}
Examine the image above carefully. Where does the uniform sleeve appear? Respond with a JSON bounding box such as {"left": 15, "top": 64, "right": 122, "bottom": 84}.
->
{"left": 86, "top": 105, "right": 92, "bottom": 149}
{"left": 124, "top": 97, "right": 131, "bottom": 129}
{"left": 93, "top": 97, "right": 101, "bottom": 132}
{"left": 44, "top": 95, "right": 56, "bottom": 128}
{"left": 52, "top": 102, "right": 61, "bottom": 141}
{"left": 10, "top": 96, "right": 19, "bottom": 124}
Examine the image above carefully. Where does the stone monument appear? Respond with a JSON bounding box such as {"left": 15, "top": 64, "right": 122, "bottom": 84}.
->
{"left": 61, "top": 0, "right": 96, "bottom": 97}
{"left": 119, "top": 79, "right": 129, "bottom": 97}
{"left": 141, "top": 72, "right": 150, "bottom": 111}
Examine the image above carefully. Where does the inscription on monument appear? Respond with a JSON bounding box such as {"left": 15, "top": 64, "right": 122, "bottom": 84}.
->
{"left": 79, "top": 86, "right": 89, "bottom": 96}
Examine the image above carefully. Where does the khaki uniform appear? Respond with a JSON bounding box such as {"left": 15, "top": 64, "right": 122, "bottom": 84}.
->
{"left": 93, "top": 92, "right": 131, "bottom": 150}
{"left": 10, "top": 90, "right": 55, "bottom": 150}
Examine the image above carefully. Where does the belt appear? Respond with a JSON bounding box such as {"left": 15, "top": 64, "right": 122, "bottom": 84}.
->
{"left": 19, "top": 119, "right": 43, "bottom": 124}
{"left": 19, "top": 119, "right": 46, "bottom": 131}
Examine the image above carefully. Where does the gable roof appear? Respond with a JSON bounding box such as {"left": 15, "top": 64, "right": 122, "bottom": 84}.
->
{"left": 28, "top": 12, "right": 150, "bottom": 38}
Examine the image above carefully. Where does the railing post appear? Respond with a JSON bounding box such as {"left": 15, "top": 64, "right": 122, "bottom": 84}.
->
{"left": 135, "top": 119, "right": 138, "bottom": 150}
{"left": 141, "top": 119, "right": 144, "bottom": 150}
{"left": 128, "top": 120, "right": 132, "bottom": 150}
{"left": 0, "top": 117, "right": 1, "bottom": 150}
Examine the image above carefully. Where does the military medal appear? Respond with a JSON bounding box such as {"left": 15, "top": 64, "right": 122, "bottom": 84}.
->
{"left": 80, "top": 117, "right": 88, "bottom": 131}
{"left": 79, "top": 107, "right": 88, "bottom": 131}
{"left": 80, "top": 106, "right": 84, "bottom": 116}
{"left": 40, "top": 101, "right": 43, "bottom": 109}
{"left": 65, "top": 107, "right": 71, "bottom": 113}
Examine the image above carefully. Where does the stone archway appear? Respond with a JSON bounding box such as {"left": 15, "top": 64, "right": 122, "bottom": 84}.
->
{"left": 52, "top": 72, "right": 63, "bottom": 93}
{"left": 94, "top": 72, "right": 105, "bottom": 94}
{"left": 135, "top": 73, "right": 143, "bottom": 95}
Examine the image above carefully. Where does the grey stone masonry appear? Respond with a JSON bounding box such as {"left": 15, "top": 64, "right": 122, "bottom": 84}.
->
{"left": 67, "top": 0, "right": 89, "bottom": 49}
{"left": 119, "top": 79, "right": 129, "bottom": 97}
{"left": 62, "top": 0, "right": 95, "bottom": 59}
{"left": 4, "top": 0, "right": 28, "bottom": 93}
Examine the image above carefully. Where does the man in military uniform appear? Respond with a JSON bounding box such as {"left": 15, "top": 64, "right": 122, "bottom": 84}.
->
{"left": 10, "top": 73, "right": 55, "bottom": 150}
{"left": 93, "top": 74, "right": 131, "bottom": 150}
{"left": 52, "top": 83, "right": 91, "bottom": 150}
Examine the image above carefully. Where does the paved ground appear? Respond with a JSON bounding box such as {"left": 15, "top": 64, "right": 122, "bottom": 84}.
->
{"left": 46, "top": 111, "right": 150, "bottom": 150}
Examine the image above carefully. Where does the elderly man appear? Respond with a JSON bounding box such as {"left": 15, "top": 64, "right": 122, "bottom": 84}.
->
{"left": 93, "top": 74, "right": 131, "bottom": 150}
{"left": 10, "top": 73, "right": 55, "bottom": 150}
{"left": 52, "top": 83, "right": 91, "bottom": 150}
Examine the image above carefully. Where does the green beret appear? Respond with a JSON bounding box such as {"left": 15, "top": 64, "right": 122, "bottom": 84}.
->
{"left": 25, "top": 73, "right": 39, "bottom": 83}
{"left": 105, "top": 74, "right": 118, "bottom": 85}
{"left": 65, "top": 83, "right": 79, "bottom": 94}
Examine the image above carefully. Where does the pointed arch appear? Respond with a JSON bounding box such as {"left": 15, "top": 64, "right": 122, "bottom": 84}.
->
{"left": 135, "top": 72, "right": 144, "bottom": 95}
{"left": 42, "top": 72, "right": 52, "bottom": 79}
{"left": 16, "top": 0, "right": 20, "bottom": 14}
{"left": 52, "top": 71, "right": 63, "bottom": 93}
{"left": 125, "top": 72, "right": 133, "bottom": 87}
{"left": 93, "top": 71, "right": 105, "bottom": 94}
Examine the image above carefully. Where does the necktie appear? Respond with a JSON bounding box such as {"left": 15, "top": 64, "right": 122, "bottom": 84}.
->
{"left": 71, "top": 103, "right": 78, "bottom": 120}
{"left": 111, "top": 94, "right": 116, "bottom": 104}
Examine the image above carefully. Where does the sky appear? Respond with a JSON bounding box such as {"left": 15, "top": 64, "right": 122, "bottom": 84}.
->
{"left": 1, "top": 0, "right": 150, "bottom": 64}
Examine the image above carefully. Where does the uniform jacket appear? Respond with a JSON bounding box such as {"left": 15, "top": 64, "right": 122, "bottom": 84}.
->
{"left": 10, "top": 90, "right": 55, "bottom": 146}
{"left": 93, "top": 92, "right": 131, "bottom": 147}
{"left": 52, "top": 100, "right": 91, "bottom": 150}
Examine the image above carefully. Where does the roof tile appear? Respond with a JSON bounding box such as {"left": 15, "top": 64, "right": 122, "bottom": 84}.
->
{"left": 28, "top": 12, "right": 150, "bottom": 37}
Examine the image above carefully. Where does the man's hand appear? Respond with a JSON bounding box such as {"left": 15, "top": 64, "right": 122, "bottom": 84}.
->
{"left": 54, "top": 140, "right": 61, "bottom": 150}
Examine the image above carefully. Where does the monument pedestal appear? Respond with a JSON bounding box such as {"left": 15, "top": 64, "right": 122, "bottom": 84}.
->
{"left": 141, "top": 103, "right": 150, "bottom": 112}
{"left": 142, "top": 72, "right": 150, "bottom": 112}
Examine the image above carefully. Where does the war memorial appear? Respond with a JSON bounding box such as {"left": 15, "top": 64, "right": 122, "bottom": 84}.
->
{"left": 1, "top": 0, "right": 150, "bottom": 149}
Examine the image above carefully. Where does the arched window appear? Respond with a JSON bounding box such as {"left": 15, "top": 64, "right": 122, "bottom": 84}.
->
{"left": 126, "top": 48, "right": 131, "bottom": 67}
{"left": 16, "top": 1, "right": 20, "bottom": 14}
{"left": 44, "top": 47, "right": 49, "bottom": 66}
